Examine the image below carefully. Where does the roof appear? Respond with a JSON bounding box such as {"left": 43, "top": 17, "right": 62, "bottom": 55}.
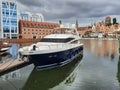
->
{"left": 19, "top": 20, "right": 60, "bottom": 29}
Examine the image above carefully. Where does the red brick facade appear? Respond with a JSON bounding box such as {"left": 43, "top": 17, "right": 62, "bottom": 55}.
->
{"left": 94, "top": 22, "right": 120, "bottom": 35}
{"left": 19, "top": 20, "right": 60, "bottom": 39}
{"left": 77, "top": 26, "right": 92, "bottom": 35}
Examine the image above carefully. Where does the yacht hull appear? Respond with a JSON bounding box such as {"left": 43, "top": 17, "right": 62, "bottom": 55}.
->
{"left": 22, "top": 45, "right": 83, "bottom": 69}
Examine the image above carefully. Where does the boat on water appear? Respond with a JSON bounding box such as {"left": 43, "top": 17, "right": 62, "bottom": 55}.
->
{"left": 0, "top": 41, "right": 11, "bottom": 53}
{"left": 19, "top": 25, "right": 83, "bottom": 69}
{"left": 22, "top": 54, "right": 83, "bottom": 90}
{"left": 0, "top": 47, "right": 9, "bottom": 52}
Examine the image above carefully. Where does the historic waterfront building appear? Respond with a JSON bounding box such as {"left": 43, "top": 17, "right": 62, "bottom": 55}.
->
{"left": 105, "top": 16, "right": 111, "bottom": 26}
{"left": 0, "top": 0, "right": 18, "bottom": 39}
{"left": 19, "top": 12, "right": 44, "bottom": 22}
{"left": 77, "top": 26, "right": 92, "bottom": 36}
{"left": 19, "top": 20, "right": 60, "bottom": 39}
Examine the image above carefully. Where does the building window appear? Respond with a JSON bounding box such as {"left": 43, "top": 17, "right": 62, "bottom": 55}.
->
{"left": 23, "top": 23, "right": 25, "bottom": 27}
{"left": 27, "top": 23, "right": 29, "bottom": 27}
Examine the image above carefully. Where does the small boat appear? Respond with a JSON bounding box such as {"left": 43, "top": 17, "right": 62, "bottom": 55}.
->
{"left": 19, "top": 25, "right": 83, "bottom": 69}
{"left": 0, "top": 41, "right": 11, "bottom": 53}
{"left": 0, "top": 47, "right": 10, "bottom": 52}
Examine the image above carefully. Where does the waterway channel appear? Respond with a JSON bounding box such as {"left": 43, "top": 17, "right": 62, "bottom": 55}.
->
{"left": 0, "top": 39, "right": 120, "bottom": 90}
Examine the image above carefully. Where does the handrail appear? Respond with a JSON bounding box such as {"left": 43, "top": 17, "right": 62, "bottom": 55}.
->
{"left": 22, "top": 43, "right": 77, "bottom": 52}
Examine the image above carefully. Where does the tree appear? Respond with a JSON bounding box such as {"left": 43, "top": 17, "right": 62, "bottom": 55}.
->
{"left": 113, "top": 18, "right": 118, "bottom": 25}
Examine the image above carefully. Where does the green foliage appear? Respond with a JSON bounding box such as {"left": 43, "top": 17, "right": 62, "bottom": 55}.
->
{"left": 113, "top": 18, "right": 117, "bottom": 25}
{"left": 105, "top": 17, "right": 119, "bottom": 26}
{"left": 106, "top": 22, "right": 112, "bottom": 26}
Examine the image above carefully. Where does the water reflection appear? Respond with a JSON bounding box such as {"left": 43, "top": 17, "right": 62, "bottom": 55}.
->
{"left": 111, "top": 53, "right": 115, "bottom": 60}
{"left": 81, "top": 39, "right": 118, "bottom": 57}
{"left": 22, "top": 54, "right": 83, "bottom": 90}
{"left": 0, "top": 64, "right": 34, "bottom": 90}
{"left": 0, "top": 39, "right": 120, "bottom": 90}
{"left": 117, "top": 56, "right": 120, "bottom": 83}
{"left": 0, "top": 53, "right": 12, "bottom": 63}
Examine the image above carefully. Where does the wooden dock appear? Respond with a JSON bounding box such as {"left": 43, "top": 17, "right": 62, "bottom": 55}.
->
{"left": 0, "top": 58, "right": 31, "bottom": 76}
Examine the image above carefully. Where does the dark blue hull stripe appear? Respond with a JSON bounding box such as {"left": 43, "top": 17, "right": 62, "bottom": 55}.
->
{"left": 25, "top": 46, "right": 83, "bottom": 69}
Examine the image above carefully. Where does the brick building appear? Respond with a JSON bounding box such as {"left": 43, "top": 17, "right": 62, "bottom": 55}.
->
{"left": 105, "top": 16, "right": 111, "bottom": 25}
{"left": 77, "top": 26, "right": 92, "bottom": 36}
{"left": 19, "top": 20, "right": 60, "bottom": 39}
{"left": 93, "top": 22, "right": 120, "bottom": 34}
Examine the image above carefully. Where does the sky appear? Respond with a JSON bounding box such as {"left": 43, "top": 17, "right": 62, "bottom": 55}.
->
{"left": 17, "top": 0, "right": 120, "bottom": 26}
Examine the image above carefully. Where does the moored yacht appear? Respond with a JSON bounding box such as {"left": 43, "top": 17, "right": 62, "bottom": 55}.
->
{"left": 19, "top": 25, "right": 83, "bottom": 69}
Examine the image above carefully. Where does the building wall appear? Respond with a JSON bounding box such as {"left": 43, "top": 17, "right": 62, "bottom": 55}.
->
{"left": 0, "top": 0, "right": 18, "bottom": 39}
{"left": 19, "top": 12, "right": 44, "bottom": 22}
{"left": 105, "top": 16, "right": 111, "bottom": 25}
{"left": 93, "top": 22, "right": 120, "bottom": 37}
{"left": 19, "top": 20, "right": 60, "bottom": 39}
{"left": 77, "top": 26, "right": 92, "bottom": 35}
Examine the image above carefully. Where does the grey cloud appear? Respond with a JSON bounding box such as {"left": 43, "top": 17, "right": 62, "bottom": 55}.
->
{"left": 17, "top": 0, "right": 120, "bottom": 25}
{"left": 18, "top": 0, "right": 44, "bottom": 7}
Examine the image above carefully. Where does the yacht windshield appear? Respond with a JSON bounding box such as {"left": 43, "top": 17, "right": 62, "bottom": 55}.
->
{"left": 40, "top": 38, "right": 74, "bottom": 43}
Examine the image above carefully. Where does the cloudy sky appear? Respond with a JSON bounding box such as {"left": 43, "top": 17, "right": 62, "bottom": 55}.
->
{"left": 17, "top": 0, "right": 120, "bottom": 26}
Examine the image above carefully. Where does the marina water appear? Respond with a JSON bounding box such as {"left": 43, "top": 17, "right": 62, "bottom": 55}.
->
{"left": 0, "top": 39, "right": 120, "bottom": 90}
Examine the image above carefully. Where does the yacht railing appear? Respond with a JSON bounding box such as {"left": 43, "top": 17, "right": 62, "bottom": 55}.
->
{"left": 35, "top": 44, "right": 76, "bottom": 50}
{"left": 20, "top": 43, "right": 80, "bottom": 52}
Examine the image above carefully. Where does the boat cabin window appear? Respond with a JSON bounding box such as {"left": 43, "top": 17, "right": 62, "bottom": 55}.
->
{"left": 40, "top": 38, "right": 75, "bottom": 43}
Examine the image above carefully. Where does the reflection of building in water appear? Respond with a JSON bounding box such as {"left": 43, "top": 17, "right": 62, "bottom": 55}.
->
{"left": 22, "top": 54, "right": 83, "bottom": 90}
{"left": 65, "top": 73, "right": 76, "bottom": 85}
{"left": 82, "top": 39, "right": 118, "bottom": 57}
{"left": 0, "top": 64, "right": 34, "bottom": 90}
{"left": 1, "top": 70, "right": 21, "bottom": 80}
{"left": 51, "top": 55, "right": 82, "bottom": 90}
{"left": 117, "top": 56, "right": 120, "bottom": 83}
{"left": 0, "top": 53, "right": 12, "bottom": 63}
{"left": 0, "top": 56, "right": 1, "bottom": 61}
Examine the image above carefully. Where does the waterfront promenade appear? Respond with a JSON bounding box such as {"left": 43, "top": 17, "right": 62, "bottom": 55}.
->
{"left": 82, "top": 37, "right": 118, "bottom": 40}
{"left": 0, "top": 38, "right": 39, "bottom": 44}
{"left": 0, "top": 58, "right": 29, "bottom": 76}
